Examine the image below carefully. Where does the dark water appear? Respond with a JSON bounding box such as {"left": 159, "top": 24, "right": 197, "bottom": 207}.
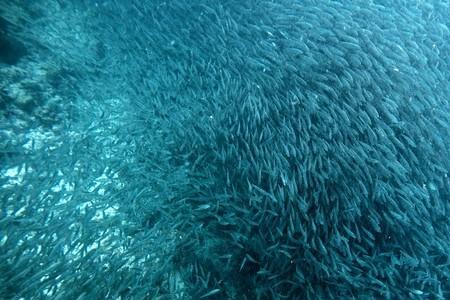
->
{"left": 1, "top": 0, "right": 450, "bottom": 299}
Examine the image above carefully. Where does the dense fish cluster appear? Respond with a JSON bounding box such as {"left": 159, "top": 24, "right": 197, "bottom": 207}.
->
{"left": 1, "top": 0, "right": 450, "bottom": 299}
{"left": 1, "top": 1, "right": 181, "bottom": 298}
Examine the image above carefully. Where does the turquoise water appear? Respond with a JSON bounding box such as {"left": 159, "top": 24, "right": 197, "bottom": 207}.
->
{"left": 1, "top": 1, "right": 450, "bottom": 299}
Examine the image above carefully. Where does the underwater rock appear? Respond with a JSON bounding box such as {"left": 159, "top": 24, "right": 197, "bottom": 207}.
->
{"left": 0, "top": 17, "right": 27, "bottom": 65}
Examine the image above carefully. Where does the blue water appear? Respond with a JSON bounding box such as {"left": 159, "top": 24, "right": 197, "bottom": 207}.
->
{"left": 1, "top": 0, "right": 450, "bottom": 299}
